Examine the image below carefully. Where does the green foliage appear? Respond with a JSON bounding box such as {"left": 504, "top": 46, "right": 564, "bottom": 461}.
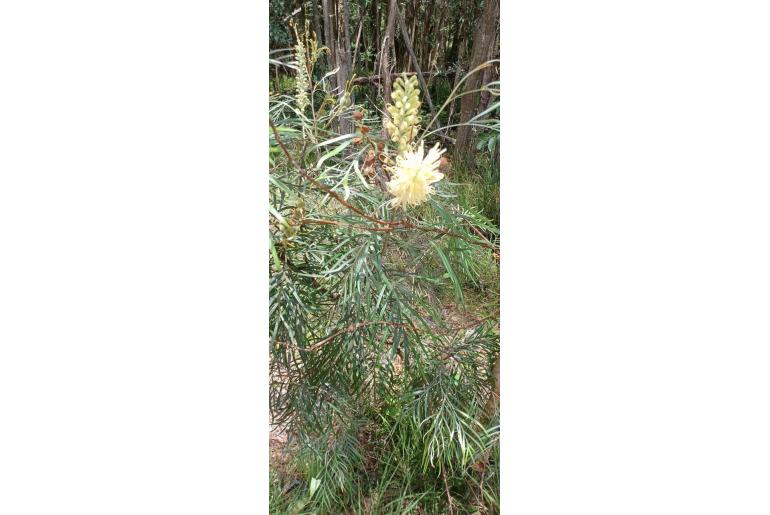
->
{"left": 431, "top": 77, "right": 455, "bottom": 116}
{"left": 268, "top": 0, "right": 292, "bottom": 48}
{"left": 449, "top": 156, "right": 500, "bottom": 227}
{"left": 269, "top": 26, "right": 500, "bottom": 515}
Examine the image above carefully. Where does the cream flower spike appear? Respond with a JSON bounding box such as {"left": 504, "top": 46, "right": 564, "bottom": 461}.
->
{"left": 386, "top": 141, "right": 445, "bottom": 208}
{"left": 385, "top": 75, "right": 422, "bottom": 154}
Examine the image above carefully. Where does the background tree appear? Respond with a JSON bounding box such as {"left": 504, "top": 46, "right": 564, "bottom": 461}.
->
{"left": 454, "top": 0, "right": 499, "bottom": 155}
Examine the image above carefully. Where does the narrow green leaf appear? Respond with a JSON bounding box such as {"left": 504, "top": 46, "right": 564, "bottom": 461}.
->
{"left": 430, "top": 241, "right": 464, "bottom": 305}
{"left": 269, "top": 234, "right": 281, "bottom": 271}
{"left": 311, "top": 132, "right": 354, "bottom": 151}
{"left": 316, "top": 139, "right": 353, "bottom": 170}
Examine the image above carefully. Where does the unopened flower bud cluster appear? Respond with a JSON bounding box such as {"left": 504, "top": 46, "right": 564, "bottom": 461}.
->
{"left": 294, "top": 38, "right": 310, "bottom": 113}
{"left": 385, "top": 75, "right": 421, "bottom": 154}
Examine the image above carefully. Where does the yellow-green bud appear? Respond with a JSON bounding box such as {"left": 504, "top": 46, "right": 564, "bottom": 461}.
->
{"left": 384, "top": 73, "right": 422, "bottom": 155}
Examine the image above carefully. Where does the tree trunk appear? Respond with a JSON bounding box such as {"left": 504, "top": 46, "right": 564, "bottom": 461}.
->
{"left": 336, "top": 41, "right": 353, "bottom": 134}
{"left": 475, "top": 36, "right": 499, "bottom": 119}
{"left": 419, "top": 0, "right": 435, "bottom": 69}
{"left": 321, "top": 0, "right": 353, "bottom": 133}
{"left": 408, "top": 17, "right": 417, "bottom": 73}
{"left": 445, "top": 34, "right": 467, "bottom": 127}
{"left": 335, "top": 0, "right": 353, "bottom": 133}
{"left": 379, "top": 0, "right": 399, "bottom": 108}
{"left": 341, "top": 0, "right": 351, "bottom": 63}
{"left": 455, "top": 0, "right": 499, "bottom": 155}
{"left": 310, "top": 0, "right": 323, "bottom": 48}
{"left": 372, "top": 0, "right": 380, "bottom": 68}
{"left": 445, "top": 5, "right": 462, "bottom": 67}
{"left": 340, "top": 0, "right": 353, "bottom": 97}
{"left": 322, "top": 0, "right": 336, "bottom": 90}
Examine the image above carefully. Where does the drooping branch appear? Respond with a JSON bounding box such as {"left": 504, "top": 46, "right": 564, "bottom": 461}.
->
{"left": 350, "top": 9, "right": 364, "bottom": 71}
{"left": 305, "top": 321, "right": 411, "bottom": 351}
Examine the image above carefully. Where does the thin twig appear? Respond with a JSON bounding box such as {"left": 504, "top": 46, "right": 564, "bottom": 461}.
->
{"left": 443, "top": 468, "right": 455, "bottom": 515}
{"left": 350, "top": 71, "right": 445, "bottom": 86}
{"left": 305, "top": 321, "right": 410, "bottom": 351}
{"left": 303, "top": 218, "right": 395, "bottom": 232}
{"left": 351, "top": 15, "right": 364, "bottom": 71}
{"left": 270, "top": 118, "right": 395, "bottom": 226}
{"left": 455, "top": 314, "right": 497, "bottom": 334}
{"left": 416, "top": 223, "right": 497, "bottom": 250}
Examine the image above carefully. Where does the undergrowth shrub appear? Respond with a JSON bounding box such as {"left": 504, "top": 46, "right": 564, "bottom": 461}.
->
{"left": 269, "top": 27, "right": 500, "bottom": 514}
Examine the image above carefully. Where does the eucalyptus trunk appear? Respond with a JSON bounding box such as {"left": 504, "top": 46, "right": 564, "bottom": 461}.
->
{"left": 455, "top": 0, "right": 499, "bottom": 155}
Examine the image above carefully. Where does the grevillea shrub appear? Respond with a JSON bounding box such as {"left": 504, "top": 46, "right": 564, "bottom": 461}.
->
{"left": 270, "top": 28, "right": 500, "bottom": 514}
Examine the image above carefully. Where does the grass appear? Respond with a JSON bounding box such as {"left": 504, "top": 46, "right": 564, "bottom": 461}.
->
{"left": 449, "top": 155, "right": 500, "bottom": 228}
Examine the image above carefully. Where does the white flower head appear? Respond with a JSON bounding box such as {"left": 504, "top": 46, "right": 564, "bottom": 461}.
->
{"left": 386, "top": 141, "right": 445, "bottom": 208}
